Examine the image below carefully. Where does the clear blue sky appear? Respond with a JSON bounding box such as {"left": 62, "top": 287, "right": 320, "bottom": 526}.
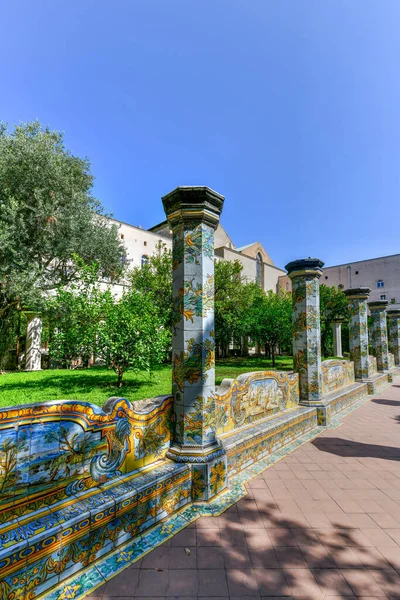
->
{"left": 1, "top": 1, "right": 399, "bottom": 269}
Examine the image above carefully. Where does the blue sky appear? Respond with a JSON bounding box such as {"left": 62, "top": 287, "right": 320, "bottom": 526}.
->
{"left": 1, "top": 1, "right": 399, "bottom": 269}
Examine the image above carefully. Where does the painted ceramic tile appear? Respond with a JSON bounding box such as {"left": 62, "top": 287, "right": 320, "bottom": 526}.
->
{"left": 290, "top": 274, "right": 323, "bottom": 402}
{"left": 347, "top": 297, "right": 371, "bottom": 380}
{"left": 370, "top": 305, "right": 389, "bottom": 371}
{"left": 215, "top": 371, "right": 299, "bottom": 435}
{"left": 388, "top": 313, "right": 400, "bottom": 365}
{"left": 321, "top": 359, "right": 355, "bottom": 396}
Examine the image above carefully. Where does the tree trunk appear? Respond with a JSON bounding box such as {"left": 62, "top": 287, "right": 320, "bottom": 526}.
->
{"left": 117, "top": 371, "right": 124, "bottom": 387}
{"left": 15, "top": 305, "right": 22, "bottom": 370}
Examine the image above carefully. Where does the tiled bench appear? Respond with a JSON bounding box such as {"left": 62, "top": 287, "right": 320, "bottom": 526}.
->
{"left": 316, "top": 381, "right": 369, "bottom": 425}
{"left": 221, "top": 406, "right": 318, "bottom": 477}
{"left": 367, "top": 372, "right": 389, "bottom": 394}
{"left": 0, "top": 460, "right": 191, "bottom": 600}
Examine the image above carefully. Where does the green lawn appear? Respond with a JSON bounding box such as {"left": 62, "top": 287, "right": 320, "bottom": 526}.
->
{"left": 0, "top": 355, "right": 294, "bottom": 408}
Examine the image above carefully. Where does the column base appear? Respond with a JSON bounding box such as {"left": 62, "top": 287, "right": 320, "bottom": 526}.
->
{"left": 389, "top": 366, "right": 400, "bottom": 381}
{"left": 299, "top": 401, "right": 332, "bottom": 426}
{"left": 166, "top": 442, "right": 227, "bottom": 501}
{"left": 301, "top": 381, "right": 370, "bottom": 426}
{"left": 362, "top": 373, "right": 390, "bottom": 394}
{"left": 191, "top": 455, "right": 228, "bottom": 501}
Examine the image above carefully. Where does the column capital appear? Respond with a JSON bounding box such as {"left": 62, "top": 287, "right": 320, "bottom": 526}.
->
{"left": 344, "top": 287, "right": 371, "bottom": 300}
{"left": 368, "top": 300, "right": 389, "bottom": 311}
{"left": 387, "top": 309, "right": 400, "bottom": 319}
{"left": 285, "top": 258, "right": 324, "bottom": 279}
{"left": 162, "top": 186, "right": 224, "bottom": 230}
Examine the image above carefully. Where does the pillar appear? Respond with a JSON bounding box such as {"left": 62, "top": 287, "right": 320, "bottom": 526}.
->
{"left": 369, "top": 300, "right": 389, "bottom": 372}
{"left": 332, "top": 319, "right": 343, "bottom": 358}
{"left": 25, "top": 315, "right": 42, "bottom": 371}
{"left": 387, "top": 309, "right": 400, "bottom": 365}
{"left": 286, "top": 258, "right": 324, "bottom": 404}
{"left": 162, "top": 186, "right": 227, "bottom": 501}
{"left": 344, "top": 288, "right": 371, "bottom": 380}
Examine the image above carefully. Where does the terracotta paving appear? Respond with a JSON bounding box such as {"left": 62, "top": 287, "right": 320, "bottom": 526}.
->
{"left": 91, "top": 379, "right": 400, "bottom": 599}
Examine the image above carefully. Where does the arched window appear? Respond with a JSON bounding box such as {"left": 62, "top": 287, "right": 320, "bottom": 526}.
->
{"left": 256, "top": 253, "right": 262, "bottom": 287}
{"left": 141, "top": 255, "right": 149, "bottom": 267}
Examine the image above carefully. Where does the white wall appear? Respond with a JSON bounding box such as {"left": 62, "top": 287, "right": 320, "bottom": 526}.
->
{"left": 110, "top": 219, "right": 171, "bottom": 270}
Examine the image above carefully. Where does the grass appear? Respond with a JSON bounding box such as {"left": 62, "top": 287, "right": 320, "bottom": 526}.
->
{"left": 0, "top": 355, "right": 294, "bottom": 409}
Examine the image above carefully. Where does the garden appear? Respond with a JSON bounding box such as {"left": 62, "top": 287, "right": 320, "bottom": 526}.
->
{"left": 0, "top": 355, "right": 295, "bottom": 408}
{"left": 0, "top": 121, "right": 349, "bottom": 411}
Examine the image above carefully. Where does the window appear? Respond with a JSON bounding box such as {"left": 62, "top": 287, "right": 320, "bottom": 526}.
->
{"left": 355, "top": 270, "right": 359, "bottom": 275}
{"left": 144, "top": 241, "right": 147, "bottom": 246}
{"left": 325, "top": 276, "right": 328, "bottom": 280}
{"left": 256, "top": 253, "right": 262, "bottom": 287}
{"left": 120, "top": 234, "right": 124, "bottom": 240}
{"left": 380, "top": 294, "right": 387, "bottom": 301}
{"left": 141, "top": 255, "right": 149, "bottom": 267}
{"left": 377, "top": 280, "right": 384, "bottom": 288}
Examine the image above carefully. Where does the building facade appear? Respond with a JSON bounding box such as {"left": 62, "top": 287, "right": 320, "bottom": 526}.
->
{"left": 109, "top": 219, "right": 400, "bottom": 306}
{"left": 278, "top": 254, "right": 400, "bottom": 306}
{"left": 110, "top": 218, "right": 286, "bottom": 293}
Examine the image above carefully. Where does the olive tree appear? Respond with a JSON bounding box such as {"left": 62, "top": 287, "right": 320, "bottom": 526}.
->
{"left": 0, "top": 120, "right": 126, "bottom": 316}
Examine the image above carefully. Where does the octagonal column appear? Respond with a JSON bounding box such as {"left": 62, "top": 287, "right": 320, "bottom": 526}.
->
{"left": 369, "top": 300, "right": 389, "bottom": 372}
{"left": 25, "top": 314, "right": 42, "bottom": 371}
{"left": 344, "top": 288, "right": 371, "bottom": 380}
{"left": 286, "top": 258, "right": 324, "bottom": 404}
{"left": 332, "top": 319, "right": 344, "bottom": 358}
{"left": 387, "top": 309, "right": 400, "bottom": 365}
{"left": 162, "top": 186, "right": 227, "bottom": 501}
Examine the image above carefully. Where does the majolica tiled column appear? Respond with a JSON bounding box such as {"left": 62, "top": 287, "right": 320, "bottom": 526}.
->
{"left": 286, "top": 258, "right": 324, "bottom": 404}
{"left": 387, "top": 309, "right": 400, "bottom": 365}
{"left": 332, "top": 318, "right": 344, "bottom": 358}
{"left": 344, "top": 288, "right": 371, "bottom": 380}
{"left": 162, "top": 186, "right": 227, "bottom": 501}
{"left": 369, "top": 300, "right": 389, "bottom": 372}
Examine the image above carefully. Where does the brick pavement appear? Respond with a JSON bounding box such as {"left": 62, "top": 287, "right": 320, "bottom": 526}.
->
{"left": 90, "top": 379, "right": 400, "bottom": 599}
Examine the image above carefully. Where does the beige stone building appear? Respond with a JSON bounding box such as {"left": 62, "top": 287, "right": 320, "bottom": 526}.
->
{"left": 109, "top": 218, "right": 286, "bottom": 293}
{"left": 107, "top": 218, "right": 400, "bottom": 306}
{"left": 278, "top": 253, "right": 400, "bottom": 306}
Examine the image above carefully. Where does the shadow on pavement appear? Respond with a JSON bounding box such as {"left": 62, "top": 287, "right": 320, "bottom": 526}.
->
{"left": 312, "top": 436, "right": 400, "bottom": 460}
